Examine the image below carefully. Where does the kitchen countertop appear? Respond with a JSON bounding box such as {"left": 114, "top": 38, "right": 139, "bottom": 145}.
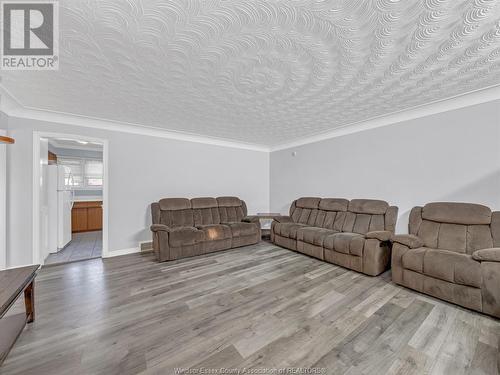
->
{"left": 72, "top": 196, "right": 103, "bottom": 202}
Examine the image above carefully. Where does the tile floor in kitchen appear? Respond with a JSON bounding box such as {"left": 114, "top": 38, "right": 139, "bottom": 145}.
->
{"left": 44, "top": 230, "right": 102, "bottom": 265}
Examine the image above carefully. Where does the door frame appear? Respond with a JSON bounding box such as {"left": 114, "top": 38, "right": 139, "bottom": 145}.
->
{"left": 0, "top": 130, "right": 6, "bottom": 270}
{"left": 32, "top": 131, "right": 109, "bottom": 264}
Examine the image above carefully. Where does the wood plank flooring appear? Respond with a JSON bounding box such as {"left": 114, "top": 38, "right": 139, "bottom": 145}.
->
{"left": 2, "top": 242, "right": 499, "bottom": 375}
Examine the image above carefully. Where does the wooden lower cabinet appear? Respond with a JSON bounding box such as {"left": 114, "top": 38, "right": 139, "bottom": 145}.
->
{"left": 72, "top": 206, "right": 88, "bottom": 232}
{"left": 72, "top": 201, "right": 103, "bottom": 233}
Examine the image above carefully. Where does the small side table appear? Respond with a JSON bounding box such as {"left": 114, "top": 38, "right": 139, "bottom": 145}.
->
{"left": 251, "top": 213, "right": 283, "bottom": 240}
{"left": 0, "top": 265, "right": 39, "bottom": 366}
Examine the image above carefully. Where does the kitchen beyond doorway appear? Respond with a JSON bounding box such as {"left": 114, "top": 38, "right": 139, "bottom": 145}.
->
{"left": 33, "top": 132, "right": 108, "bottom": 266}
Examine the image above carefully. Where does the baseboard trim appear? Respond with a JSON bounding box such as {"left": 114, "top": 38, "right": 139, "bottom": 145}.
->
{"left": 5, "top": 263, "right": 37, "bottom": 270}
{"left": 103, "top": 247, "right": 140, "bottom": 258}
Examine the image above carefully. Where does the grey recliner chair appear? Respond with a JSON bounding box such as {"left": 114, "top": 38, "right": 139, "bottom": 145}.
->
{"left": 392, "top": 202, "right": 500, "bottom": 318}
{"left": 150, "top": 197, "right": 260, "bottom": 262}
{"left": 271, "top": 197, "right": 398, "bottom": 276}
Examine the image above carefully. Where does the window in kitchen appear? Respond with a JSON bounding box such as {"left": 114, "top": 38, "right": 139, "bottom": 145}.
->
{"left": 58, "top": 157, "right": 103, "bottom": 189}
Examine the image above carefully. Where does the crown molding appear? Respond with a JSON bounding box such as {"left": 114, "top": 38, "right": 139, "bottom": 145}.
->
{"left": 2, "top": 83, "right": 500, "bottom": 154}
{"left": 269, "top": 84, "right": 500, "bottom": 152}
{"left": 0, "top": 85, "right": 269, "bottom": 152}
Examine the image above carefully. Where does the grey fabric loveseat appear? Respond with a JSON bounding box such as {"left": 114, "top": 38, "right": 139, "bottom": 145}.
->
{"left": 271, "top": 197, "right": 398, "bottom": 276}
{"left": 392, "top": 202, "right": 500, "bottom": 318}
{"left": 150, "top": 197, "right": 260, "bottom": 262}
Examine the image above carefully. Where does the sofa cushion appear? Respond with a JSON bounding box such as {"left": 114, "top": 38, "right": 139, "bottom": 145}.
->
{"left": 223, "top": 222, "right": 258, "bottom": 237}
{"left": 160, "top": 209, "right": 194, "bottom": 228}
{"left": 193, "top": 207, "right": 221, "bottom": 226}
{"left": 324, "top": 232, "right": 365, "bottom": 256}
{"left": 169, "top": 227, "right": 204, "bottom": 247}
{"left": 467, "top": 225, "right": 494, "bottom": 253}
{"left": 297, "top": 227, "right": 338, "bottom": 247}
{"left": 438, "top": 223, "right": 467, "bottom": 252}
{"left": 159, "top": 198, "right": 191, "bottom": 211}
{"left": 217, "top": 196, "right": 242, "bottom": 207}
{"left": 274, "top": 222, "right": 309, "bottom": 240}
{"left": 422, "top": 202, "right": 491, "bottom": 225}
{"left": 348, "top": 199, "right": 389, "bottom": 215}
{"left": 191, "top": 197, "right": 218, "bottom": 209}
{"left": 415, "top": 248, "right": 482, "bottom": 288}
{"left": 196, "top": 224, "right": 231, "bottom": 241}
{"left": 296, "top": 197, "right": 321, "bottom": 209}
{"left": 216, "top": 197, "right": 246, "bottom": 223}
{"left": 192, "top": 198, "right": 220, "bottom": 226}
{"left": 318, "top": 198, "right": 349, "bottom": 212}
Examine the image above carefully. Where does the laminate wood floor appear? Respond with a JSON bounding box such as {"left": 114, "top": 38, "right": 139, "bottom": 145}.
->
{"left": 2, "top": 242, "right": 499, "bottom": 375}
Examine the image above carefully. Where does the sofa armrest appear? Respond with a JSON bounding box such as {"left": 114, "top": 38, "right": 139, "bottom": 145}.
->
{"left": 150, "top": 224, "right": 171, "bottom": 262}
{"left": 150, "top": 224, "right": 170, "bottom": 232}
{"left": 365, "top": 231, "right": 392, "bottom": 242}
{"left": 392, "top": 234, "right": 423, "bottom": 249}
{"left": 273, "top": 216, "right": 293, "bottom": 223}
{"left": 472, "top": 248, "right": 500, "bottom": 262}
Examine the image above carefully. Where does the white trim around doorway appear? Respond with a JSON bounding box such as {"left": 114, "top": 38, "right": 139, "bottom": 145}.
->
{"left": 32, "top": 131, "right": 109, "bottom": 265}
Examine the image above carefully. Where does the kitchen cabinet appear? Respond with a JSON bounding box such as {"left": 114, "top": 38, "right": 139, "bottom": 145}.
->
{"left": 71, "top": 201, "right": 102, "bottom": 233}
{"left": 48, "top": 151, "right": 57, "bottom": 164}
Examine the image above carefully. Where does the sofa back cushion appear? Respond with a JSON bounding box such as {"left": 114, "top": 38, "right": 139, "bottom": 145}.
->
{"left": 343, "top": 199, "right": 389, "bottom": 234}
{"left": 158, "top": 198, "right": 194, "bottom": 227}
{"left": 409, "top": 203, "right": 494, "bottom": 254}
{"left": 290, "top": 197, "right": 322, "bottom": 226}
{"left": 154, "top": 196, "right": 248, "bottom": 228}
{"left": 192, "top": 197, "right": 220, "bottom": 226}
{"left": 316, "top": 198, "right": 350, "bottom": 230}
{"left": 217, "top": 196, "right": 246, "bottom": 223}
{"left": 289, "top": 197, "right": 395, "bottom": 234}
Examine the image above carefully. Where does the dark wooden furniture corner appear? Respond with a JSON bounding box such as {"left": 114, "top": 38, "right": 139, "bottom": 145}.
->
{"left": 0, "top": 265, "right": 40, "bottom": 366}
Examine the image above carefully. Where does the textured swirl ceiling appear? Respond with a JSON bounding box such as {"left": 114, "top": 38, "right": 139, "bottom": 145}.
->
{"left": 2, "top": 0, "right": 500, "bottom": 146}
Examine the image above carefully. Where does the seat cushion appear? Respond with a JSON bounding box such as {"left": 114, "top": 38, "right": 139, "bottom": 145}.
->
{"left": 273, "top": 222, "right": 309, "bottom": 240}
{"left": 297, "top": 227, "right": 338, "bottom": 246}
{"left": 196, "top": 224, "right": 231, "bottom": 241}
{"left": 423, "top": 249, "right": 482, "bottom": 288}
{"left": 223, "top": 222, "right": 258, "bottom": 237}
{"left": 169, "top": 227, "right": 204, "bottom": 247}
{"left": 402, "top": 247, "right": 482, "bottom": 288}
{"left": 324, "top": 232, "right": 365, "bottom": 256}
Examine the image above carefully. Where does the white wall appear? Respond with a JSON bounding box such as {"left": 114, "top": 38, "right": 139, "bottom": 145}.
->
{"left": 5, "top": 116, "right": 269, "bottom": 267}
{"left": 270, "top": 100, "right": 500, "bottom": 233}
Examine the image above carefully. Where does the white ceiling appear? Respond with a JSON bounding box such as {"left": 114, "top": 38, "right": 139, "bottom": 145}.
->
{"left": 2, "top": 0, "right": 500, "bottom": 147}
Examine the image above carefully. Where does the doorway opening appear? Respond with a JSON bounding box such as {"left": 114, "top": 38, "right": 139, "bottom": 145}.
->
{"left": 33, "top": 132, "right": 108, "bottom": 266}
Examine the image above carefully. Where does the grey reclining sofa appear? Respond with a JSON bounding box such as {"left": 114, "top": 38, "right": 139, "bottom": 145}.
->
{"left": 392, "top": 202, "right": 500, "bottom": 318}
{"left": 271, "top": 197, "right": 398, "bottom": 276}
{"left": 150, "top": 197, "right": 260, "bottom": 262}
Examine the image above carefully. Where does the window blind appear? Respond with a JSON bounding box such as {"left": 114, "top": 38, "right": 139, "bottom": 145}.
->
{"left": 58, "top": 157, "right": 103, "bottom": 188}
